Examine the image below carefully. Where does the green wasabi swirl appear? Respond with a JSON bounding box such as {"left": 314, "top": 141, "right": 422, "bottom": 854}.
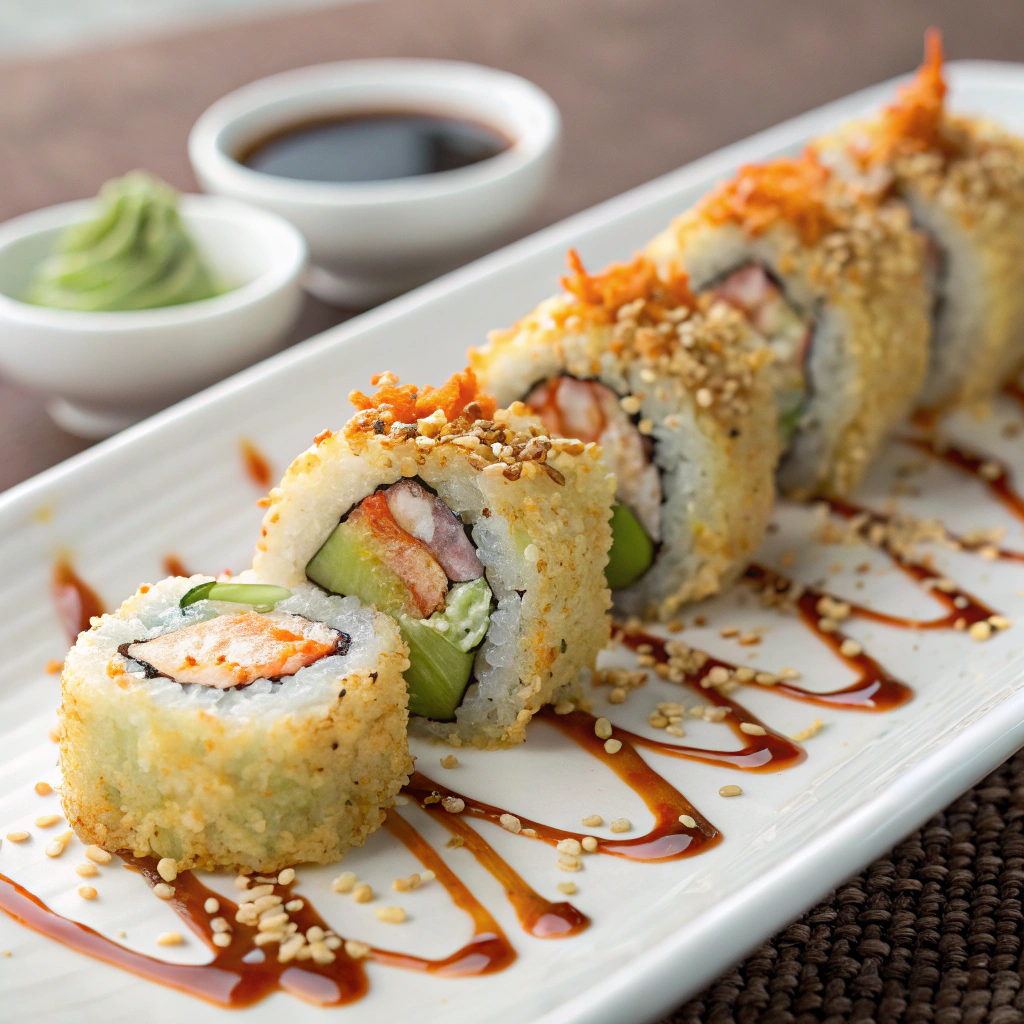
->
{"left": 26, "top": 172, "right": 222, "bottom": 312}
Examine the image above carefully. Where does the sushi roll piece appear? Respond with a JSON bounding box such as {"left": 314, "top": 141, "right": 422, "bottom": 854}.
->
{"left": 253, "top": 369, "right": 615, "bottom": 749}
{"left": 813, "top": 30, "right": 1024, "bottom": 411}
{"left": 471, "top": 250, "right": 779, "bottom": 620}
{"left": 59, "top": 575, "right": 412, "bottom": 872}
{"left": 647, "top": 154, "right": 931, "bottom": 498}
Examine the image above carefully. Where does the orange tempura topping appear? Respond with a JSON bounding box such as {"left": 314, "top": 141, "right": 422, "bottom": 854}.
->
{"left": 700, "top": 155, "right": 835, "bottom": 246}
{"left": 560, "top": 249, "right": 696, "bottom": 321}
{"left": 348, "top": 368, "right": 497, "bottom": 429}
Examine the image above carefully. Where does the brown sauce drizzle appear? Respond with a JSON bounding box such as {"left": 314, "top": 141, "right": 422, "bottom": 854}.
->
{"left": 51, "top": 559, "right": 105, "bottom": 643}
{"left": 239, "top": 439, "right": 272, "bottom": 489}
{"left": 162, "top": 554, "right": 190, "bottom": 578}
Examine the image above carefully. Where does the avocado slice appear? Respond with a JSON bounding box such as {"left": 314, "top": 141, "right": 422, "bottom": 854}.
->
{"left": 605, "top": 502, "right": 655, "bottom": 590}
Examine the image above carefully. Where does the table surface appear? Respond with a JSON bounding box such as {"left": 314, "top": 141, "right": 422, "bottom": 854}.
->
{"left": 2, "top": 1, "right": 1024, "bottom": 1020}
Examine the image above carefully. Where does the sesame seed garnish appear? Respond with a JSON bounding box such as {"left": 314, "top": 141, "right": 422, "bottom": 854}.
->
{"left": 233, "top": 874, "right": 250, "bottom": 890}
{"left": 557, "top": 881, "right": 577, "bottom": 895}
{"left": 553, "top": 701, "right": 576, "bottom": 715}
{"left": 345, "top": 939, "right": 371, "bottom": 959}
{"left": 44, "top": 832, "right": 71, "bottom": 858}
{"left": 332, "top": 872, "right": 357, "bottom": 894}
{"left": 792, "top": 718, "right": 825, "bottom": 743}
{"left": 839, "top": 638, "right": 863, "bottom": 657}
{"left": 581, "top": 814, "right": 603, "bottom": 827}
{"left": 665, "top": 724, "right": 686, "bottom": 738}
{"left": 84, "top": 845, "right": 111, "bottom": 864}
{"left": 754, "top": 672, "right": 778, "bottom": 686}
{"left": 204, "top": 898, "right": 220, "bottom": 914}
{"left": 212, "top": 933, "right": 232, "bottom": 948}
{"left": 392, "top": 873, "right": 427, "bottom": 892}
{"left": 779, "top": 667, "right": 801, "bottom": 680}
{"left": 719, "top": 785, "right": 743, "bottom": 798}
{"left": 156, "top": 858, "right": 178, "bottom": 883}
{"left": 609, "top": 818, "right": 631, "bottom": 833}
{"left": 679, "top": 814, "right": 697, "bottom": 828}
{"left": 969, "top": 621, "right": 993, "bottom": 641}
{"left": 375, "top": 906, "right": 406, "bottom": 924}
{"left": 78, "top": 886, "right": 97, "bottom": 900}
{"left": 557, "top": 854, "right": 581, "bottom": 872}
{"left": 521, "top": 827, "right": 538, "bottom": 838}
{"left": 156, "top": 932, "right": 183, "bottom": 947}
{"left": 34, "top": 815, "right": 61, "bottom": 828}
{"left": 594, "top": 718, "right": 612, "bottom": 740}
{"left": 738, "top": 632, "right": 761, "bottom": 646}
{"left": 440, "top": 755, "right": 459, "bottom": 769}
{"left": 441, "top": 796, "right": 466, "bottom": 814}
{"left": 5, "top": 832, "right": 29, "bottom": 843}
{"left": 352, "top": 883, "right": 373, "bottom": 903}
{"left": 581, "top": 836, "right": 599, "bottom": 852}
{"left": 277, "top": 868, "right": 296, "bottom": 886}
{"left": 556, "top": 838, "right": 582, "bottom": 856}
{"left": 603, "top": 738, "right": 623, "bottom": 754}
{"left": 739, "top": 723, "right": 766, "bottom": 736}
{"left": 153, "top": 883, "right": 174, "bottom": 900}
{"left": 990, "top": 615, "right": 1012, "bottom": 630}
{"left": 499, "top": 813, "right": 522, "bottom": 834}
{"left": 34, "top": 782, "right": 53, "bottom": 797}
{"left": 285, "top": 899, "right": 304, "bottom": 912}
{"left": 75, "top": 863, "right": 98, "bottom": 878}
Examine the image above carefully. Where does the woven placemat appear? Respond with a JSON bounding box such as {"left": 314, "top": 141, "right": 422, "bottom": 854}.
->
{"left": 665, "top": 750, "right": 1024, "bottom": 1024}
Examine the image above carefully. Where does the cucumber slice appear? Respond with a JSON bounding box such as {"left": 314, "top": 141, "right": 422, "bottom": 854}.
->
{"left": 305, "top": 520, "right": 412, "bottom": 617}
{"left": 179, "top": 581, "right": 291, "bottom": 610}
{"left": 400, "top": 616, "right": 476, "bottom": 721}
{"left": 605, "top": 502, "right": 655, "bottom": 590}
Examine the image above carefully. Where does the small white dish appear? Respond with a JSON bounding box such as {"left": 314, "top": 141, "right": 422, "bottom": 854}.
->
{"left": 0, "top": 195, "right": 307, "bottom": 438}
{"left": 188, "top": 59, "right": 560, "bottom": 307}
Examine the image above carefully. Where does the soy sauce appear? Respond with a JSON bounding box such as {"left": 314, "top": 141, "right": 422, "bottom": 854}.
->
{"left": 238, "top": 111, "right": 511, "bottom": 183}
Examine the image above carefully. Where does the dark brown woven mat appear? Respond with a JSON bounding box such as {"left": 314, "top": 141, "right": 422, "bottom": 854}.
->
{"left": 664, "top": 750, "right": 1024, "bottom": 1024}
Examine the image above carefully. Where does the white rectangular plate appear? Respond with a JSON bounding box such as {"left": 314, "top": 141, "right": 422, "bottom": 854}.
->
{"left": 3, "top": 60, "right": 1024, "bottom": 1024}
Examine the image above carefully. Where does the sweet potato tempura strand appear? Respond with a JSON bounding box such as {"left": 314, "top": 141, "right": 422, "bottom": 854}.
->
{"left": 348, "top": 368, "right": 497, "bottom": 428}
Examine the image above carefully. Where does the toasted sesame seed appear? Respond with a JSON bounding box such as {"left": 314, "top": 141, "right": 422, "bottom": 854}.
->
{"left": 306, "top": 925, "right": 325, "bottom": 943}
{"left": 375, "top": 906, "right": 406, "bottom": 924}
{"left": 719, "top": 626, "right": 739, "bottom": 638}
{"left": 252, "top": 895, "right": 283, "bottom": 914}
{"left": 557, "top": 881, "right": 577, "bottom": 895}
{"left": 556, "top": 854, "right": 581, "bottom": 872}
{"left": 792, "top": 718, "right": 825, "bottom": 743}
{"left": 839, "top": 638, "right": 863, "bottom": 658}
{"left": 556, "top": 838, "right": 582, "bottom": 856}
{"left": 603, "top": 738, "right": 623, "bottom": 754}
{"left": 665, "top": 724, "right": 686, "bottom": 738}
{"left": 594, "top": 718, "right": 612, "bottom": 740}
{"left": 779, "top": 667, "right": 801, "bottom": 680}
{"left": 738, "top": 632, "right": 761, "bottom": 646}
{"left": 440, "top": 755, "right": 459, "bottom": 769}
{"left": 34, "top": 782, "right": 53, "bottom": 797}
{"left": 581, "top": 814, "right": 602, "bottom": 827}
{"left": 156, "top": 932, "right": 183, "bottom": 947}
{"left": 969, "top": 620, "right": 993, "bottom": 641}
{"left": 285, "top": 899, "right": 304, "bottom": 912}
{"left": 212, "top": 933, "right": 232, "bottom": 948}
{"left": 277, "top": 868, "right": 296, "bottom": 886}
{"left": 719, "top": 785, "right": 743, "bottom": 798}
{"left": 78, "top": 885, "right": 97, "bottom": 900}
{"left": 581, "top": 836, "right": 599, "bottom": 852}
{"left": 499, "top": 813, "right": 522, "bottom": 834}
{"left": 754, "top": 672, "right": 778, "bottom": 686}
{"left": 233, "top": 874, "right": 250, "bottom": 890}
{"left": 990, "top": 615, "right": 1011, "bottom": 630}
{"left": 45, "top": 837, "right": 69, "bottom": 858}
{"left": 609, "top": 818, "right": 631, "bottom": 833}
{"left": 153, "top": 883, "right": 174, "bottom": 900}
{"left": 352, "top": 883, "right": 373, "bottom": 903}
{"left": 239, "top": 885, "right": 274, "bottom": 903}
{"left": 442, "top": 796, "right": 466, "bottom": 814}
{"left": 34, "top": 815, "right": 61, "bottom": 828}
{"left": 210, "top": 917, "right": 231, "bottom": 933}
{"left": 204, "top": 898, "right": 220, "bottom": 914}
{"left": 553, "top": 701, "right": 576, "bottom": 715}
{"left": 156, "top": 858, "right": 178, "bottom": 883}
{"left": 332, "top": 872, "right": 357, "bottom": 894}
{"left": 5, "top": 832, "right": 29, "bottom": 843}
{"left": 278, "top": 935, "right": 306, "bottom": 961}
{"left": 739, "top": 723, "right": 766, "bottom": 736}
{"left": 85, "top": 845, "right": 111, "bottom": 864}
{"left": 620, "top": 395, "right": 642, "bottom": 415}
{"left": 679, "top": 814, "right": 697, "bottom": 828}
{"left": 345, "top": 939, "right": 371, "bottom": 959}
{"left": 258, "top": 913, "right": 289, "bottom": 933}
{"left": 76, "top": 863, "right": 98, "bottom": 877}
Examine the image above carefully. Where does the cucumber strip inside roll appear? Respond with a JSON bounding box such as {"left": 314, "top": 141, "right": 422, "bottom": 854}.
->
{"left": 306, "top": 478, "right": 493, "bottom": 721}
{"left": 178, "top": 580, "right": 292, "bottom": 610}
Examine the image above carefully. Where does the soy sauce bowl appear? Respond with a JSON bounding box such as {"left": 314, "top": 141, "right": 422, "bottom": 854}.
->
{"left": 188, "top": 59, "right": 560, "bottom": 308}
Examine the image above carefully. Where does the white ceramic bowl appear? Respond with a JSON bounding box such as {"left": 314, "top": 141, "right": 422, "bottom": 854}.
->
{"left": 188, "top": 59, "right": 560, "bottom": 307}
{"left": 0, "top": 195, "right": 307, "bottom": 438}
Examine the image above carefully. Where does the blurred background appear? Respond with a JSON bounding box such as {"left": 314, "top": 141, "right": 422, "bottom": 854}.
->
{"left": 2, "top": 0, "right": 1022, "bottom": 488}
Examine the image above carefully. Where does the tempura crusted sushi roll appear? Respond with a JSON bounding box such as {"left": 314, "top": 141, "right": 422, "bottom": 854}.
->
{"left": 813, "top": 30, "right": 1024, "bottom": 411}
{"left": 647, "top": 154, "right": 930, "bottom": 498}
{"left": 60, "top": 575, "right": 411, "bottom": 872}
{"left": 253, "top": 369, "right": 615, "bottom": 749}
{"left": 471, "top": 250, "right": 778, "bottom": 620}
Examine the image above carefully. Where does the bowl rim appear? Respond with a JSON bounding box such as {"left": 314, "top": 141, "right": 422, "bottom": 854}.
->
{"left": 188, "top": 57, "right": 561, "bottom": 208}
{"left": 0, "top": 194, "right": 308, "bottom": 331}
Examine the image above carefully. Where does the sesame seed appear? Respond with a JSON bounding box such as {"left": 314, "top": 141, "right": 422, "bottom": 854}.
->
{"left": 969, "top": 621, "right": 993, "bottom": 641}
{"left": 34, "top": 815, "right": 61, "bottom": 828}
{"left": 306, "top": 926, "right": 325, "bottom": 943}
{"left": 212, "top": 933, "right": 232, "bottom": 948}
{"left": 791, "top": 718, "right": 825, "bottom": 743}
{"left": 34, "top": 782, "right": 53, "bottom": 797}
{"left": 5, "top": 832, "right": 29, "bottom": 843}
{"left": 440, "top": 755, "right": 459, "bottom": 769}
{"left": 556, "top": 854, "right": 581, "bottom": 872}
{"left": 679, "top": 814, "right": 697, "bottom": 829}
{"left": 75, "top": 863, "right": 98, "bottom": 878}
{"left": 603, "top": 738, "right": 623, "bottom": 754}
{"left": 156, "top": 858, "right": 178, "bottom": 883}
{"left": 754, "top": 672, "right": 778, "bottom": 686}
{"left": 352, "top": 883, "right": 373, "bottom": 903}
{"left": 345, "top": 940, "right": 371, "bottom": 959}
{"left": 553, "top": 701, "right": 576, "bottom": 715}
{"left": 85, "top": 845, "right": 111, "bottom": 864}
{"left": 45, "top": 836, "right": 69, "bottom": 858}
{"left": 258, "top": 913, "right": 289, "bottom": 933}
{"left": 557, "top": 881, "right": 577, "bottom": 895}
{"left": 332, "top": 872, "right": 357, "bottom": 894}
{"left": 608, "top": 687, "right": 628, "bottom": 704}
{"left": 442, "top": 796, "right": 465, "bottom": 814}
{"left": 278, "top": 935, "right": 305, "bottom": 962}
{"left": 739, "top": 723, "right": 766, "bottom": 736}
{"left": 839, "top": 638, "right": 863, "bottom": 657}
{"left": 153, "top": 883, "right": 174, "bottom": 900}
{"left": 210, "top": 917, "right": 231, "bottom": 933}
{"left": 990, "top": 615, "right": 1012, "bottom": 630}
{"left": 277, "top": 868, "right": 296, "bottom": 886}
{"left": 556, "top": 838, "right": 582, "bottom": 856}
{"left": 719, "top": 785, "right": 743, "bottom": 798}
{"left": 665, "top": 724, "right": 686, "bottom": 738}
{"left": 737, "top": 632, "right": 761, "bottom": 646}
{"left": 239, "top": 885, "right": 274, "bottom": 903}
{"left": 285, "top": 899, "right": 304, "bottom": 912}
{"left": 204, "top": 898, "right": 220, "bottom": 914}
{"left": 78, "top": 886, "right": 97, "bottom": 900}
{"left": 252, "top": 895, "right": 283, "bottom": 914}
{"left": 779, "top": 667, "right": 801, "bottom": 680}
{"left": 620, "top": 395, "right": 642, "bottom": 415}
{"left": 499, "top": 813, "right": 522, "bottom": 834}
{"left": 375, "top": 906, "right": 406, "bottom": 924}
{"left": 581, "top": 835, "right": 599, "bottom": 852}
{"left": 594, "top": 718, "right": 612, "bottom": 740}
{"left": 609, "top": 818, "right": 631, "bottom": 834}
{"left": 156, "top": 932, "right": 183, "bottom": 947}
{"left": 233, "top": 874, "right": 251, "bottom": 890}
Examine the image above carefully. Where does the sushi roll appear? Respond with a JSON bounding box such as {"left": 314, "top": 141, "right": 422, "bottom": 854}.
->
{"left": 471, "top": 250, "right": 779, "bottom": 620}
{"left": 647, "top": 154, "right": 931, "bottom": 498}
{"left": 253, "top": 369, "right": 615, "bottom": 749}
{"left": 59, "top": 575, "right": 411, "bottom": 872}
{"left": 813, "top": 30, "right": 1024, "bottom": 411}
